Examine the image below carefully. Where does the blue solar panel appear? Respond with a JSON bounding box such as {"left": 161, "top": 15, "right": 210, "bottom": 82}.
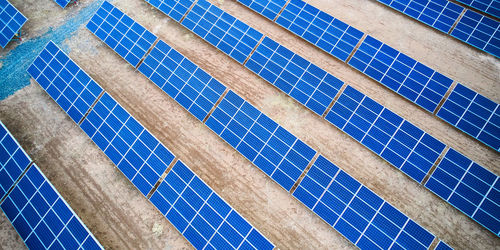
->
{"left": 436, "top": 83, "right": 500, "bottom": 151}
{"left": 0, "top": 122, "right": 31, "bottom": 200}
{"left": 1, "top": 164, "right": 102, "bottom": 249}
{"left": 435, "top": 240, "right": 453, "bottom": 250}
{"left": 451, "top": 10, "right": 500, "bottom": 58}
{"left": 425, "top": 148, "right": 499, "bottom": 236}
{"left": 80, "top": 92, "right": 175, "bottom": 196}
{"left": 205, "top": 90, "right": 317, "bottom": 191}
{"left": 27, "top": 41, "right": 104, "bottom": 124}
{"left": 456, "top": 0, "right": 500, "bottom": 19}
{"left": 237, "top": 0, "right": 288, "bottom": 21}
{"left": 143, "top": 0, "right": 195, "bottom": 22}
{"left": 245, "top": 37, "right": 345, "bottom": 116}
{"left": 0, "top": 0, "right": 27, "bottom": 48}
{"left": 275, "top": 0, "right": 364, "bottom": 62}
{"left": 375, "top": 0, "right": 465, "bottom": 33}
{"left": 180, "top": 0, "right": 264, "bottom": 64}
{"left": 86, "top": 1, "right": 158, "bottom": 67}
{"left": 348, "top": 36, "right": 454, "bottom": 113}
{"left": 54, "top": 0, "right": 71, "bottom": 8}
{"left": 293, "top": 155, "right": 436, "bottom": 249}
{"left": 138, "top": 40, "right": 227, "bottom": 121}
{"left": 150, "top": 160, "right": 274, "bottom": 249}
{"left": 325, "top": 86, "right": 446, "bottom": 183}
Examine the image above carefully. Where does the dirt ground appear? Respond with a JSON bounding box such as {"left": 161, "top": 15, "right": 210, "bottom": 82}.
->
{"left": 0, "top": 0, "right": 499, "bottom": 249}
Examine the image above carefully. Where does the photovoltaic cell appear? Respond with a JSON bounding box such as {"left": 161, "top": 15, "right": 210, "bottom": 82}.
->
{"left": 456, "top": 0, "right": 500, "bottom": 19}
{"left": 80, "top": 93, "right": 175, "bottom": 196}
{"left": 275, "top": 0, "right": 364, "bottom": 62}
{"left": 0, "top": 0, "right": 27, "bottom": 48}
{"left": 451, "top": 9, "right": 500, "bottom": 58}
{"left": 143, "top": 0, "right": 195, "bottom": 22}
{"left": 0, "top": 122, "right": 31, "bottom": 200}
{"left": 425, "top": 148, "right": 500, "bottom": 236}
{"left": 150, "top": 160, "right": 274, "bottom": 249}
{"left": 1, "top": 164, "right": 102, "bottom": 249}
{"left": 245, "top": 37, "right": 345, "bottom": 116}
{"left": 325, "top": 86, "right": 446, "bottom": 183}
{"left": 237, "top": 0, "right": 288, "bottom": 21}
{"left": 435, "top": 240, "right": 453, "bottom": 250}
{"left": 54, "top": 0, "right": 71, "bottom": 8}
{"left": 138, "top": 39, "right": 227, "bottom": 121}
{"left": 181, "top": 0, "right": 264, "bottom": 64}
{"left": 205, "top": 90, "right": 317, "bottom": 191}
{"left": 293, "top": 155, "right": 436, "bottom": 250}
{"left": 375, "top": 0, "right": 465, "bottom": 33}
{"left": 86, "top": 1, "right": 158, "bottom": 67}
{"left": 436, "top": 83, "right": 500, "bottom": 151}
{"left": 27, "top": 41, "right": 104, "bottom": 124}
{"left": 348, "top": 35, "right": 454, "bottom": 113}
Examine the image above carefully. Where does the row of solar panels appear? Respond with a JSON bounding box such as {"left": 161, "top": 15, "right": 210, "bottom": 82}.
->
{"left": 138, "top": 0, "right": 499, "bottom": 237}
{"left": 27, "top": 39, "right": 275, "bottom": 250}
{"left": 237, "top": 0, "right": 500, "bottom": 152}
{"left": 0, "top": 0, "right": 27, "bottom": 48}
{"left": 84, "top": 1, "right": 457, "bottom": 248}
{"left": 0, "top": 121, "right": 102, "bottom": 249}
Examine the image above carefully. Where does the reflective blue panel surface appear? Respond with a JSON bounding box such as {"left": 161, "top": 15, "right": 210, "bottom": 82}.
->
{"left": 27, "top": 41, "right": 104, "bottom": 124}
{"left": 150, "top": 160, "right": 274, "bottom": 249}
{"left": 237, "top": 0, "right": 288, "bottom": 20}
{"left": 54, "top": 0, "right": 71, "bottom": 8}
{"left": 456, "top": 0, "right": 500, "bottom": 18}
{"left": 0, "top": 0, "right": 27, "bottom": 48}
{"left": 435, "top": 240, "right": 454, "bottom": 250}
{"left": 143, "top": 0, "right": 195, "bottom": 22}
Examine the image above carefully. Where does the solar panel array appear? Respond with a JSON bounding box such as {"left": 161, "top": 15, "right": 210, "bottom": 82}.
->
{"left": 424, "top": 148, "right": 499, "bottom": 236}
{"left": 451, "top": 9, "right": 500, "bottom": 58}
{"left": 456, "top": 0, "right": 500, "bottom": 18}
{"left": 245, "top": 37, "right": 345, "bottom": 116}
{"left": 27, "top": 41, "right": 104, "bottom": 124}
{"left": 237, "top": 0, "right": 287, "bottom": 20}
{"left": 348, "top": 35, "right": 454, "bottom": 113}
{"left": 275, "top": 0, "right": 364, "bottom": 62}
{"left": 1, "top": 164, "right": 102, "bottom": 249}
{"left": 375, "top": 0, "right": 465, "bottom": 33}
{"left": 86, "top": 1, "right": 158, "bottom": 67}
{"left": 0, "top": 0, "right": 27, "bottom": 48}
{"left": 437, "top": 83, "right": 500, "bottom": 151}
{"left": 54, "top": 0, "right": 71, "bottom": 8}
{"left": 294, "top": 155, "right": 436, "bottom": 249}
{"left": 143, "top": 0, "right": 195, "bottom": 22}
{"left": 325, "top": 86, "right": 447, "bottom": 183}
{"left": 150, "top": 160, "right": 274, "bottom": 249}
{"left": 181, "top": 0, "right": 264, "bottom": 64}
{"left": 435, "top": 240, "right": 453, "bottom": 250}
{"left": 80, "top": 92, "right": 176, "bottom": 196}
{"left": 206, "top": 90, "right": 317, "bottom": 191}
{"left": 0, "top": 122, "right": 32, "bottom": 200}
{"left": 138, "top": 40, "right": 227, "bottom": 121}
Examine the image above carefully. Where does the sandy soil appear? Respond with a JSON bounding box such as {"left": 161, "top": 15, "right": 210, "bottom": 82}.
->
{"left": 0, "top": 0, "right": 498, "bottom": 249}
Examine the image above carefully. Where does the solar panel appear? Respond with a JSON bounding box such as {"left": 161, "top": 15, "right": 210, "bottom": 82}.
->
{"left": 375, "top": 0, "right": 465, "bottom": 33}
{"left": 325, "top": 86, "right": 446, "bottom": 183}
{"left": 54, "top": 0, "right": 71, "bottom": 8}
{"left": 86, "top": 1, "right": 158, "bottom": 67}
{"left": 80, "top": 92, "right": 175, "bottom": 196}
{"left": 275, "top": 0, "right": 364, "bottom": 62}
{"left": 0, "top": 122, "right": 32, "bottom": 200}
{"left": 456, "top": 0, "right": 500, "bottom": 19}
{"left": 180, "top": 0, "right": 264, "bottom": 64}
{"left": 245, "top": 37, "right": 345, "bottom": 116}
{"left": 150, "top": 160, "right": 275, "bottom": 249}
{"left": 27, "top": 41, "right": 104, "bottom": 124}
{"left": 1, "top": 164, "right": 102, "bottom": 249}
{"left": 237, "top": 0, "right": 288, "bottom": 21}
{"left": 143, "top": 0, "right": 195, "bottom": 22}
{"left": 205, "top": 90, "right": 317, "bottom": 191}
{"left": 435, "top": 240, "right": 453, "bottom": 250}
{"left": 348, "top": 35, "right": 454, "bottom": 113}
{"left": 0, "top": 0, "right": 27, "bottom": 48}
{"left": 436, "top": 83, "right": 500, "bottom": 151}
{"left": 424, "top": 148, "right": 499, "bottom": 235}
{"left": 293, "top": 155, "right": 436, "bottom": 249}
{"left": 138, "top": 39, "right": 227, "bottom": 121}
{"left": 451, "top": 9, "right": 500, "bottom": 58}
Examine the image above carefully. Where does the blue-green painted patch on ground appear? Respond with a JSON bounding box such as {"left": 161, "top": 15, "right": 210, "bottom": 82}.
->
{"left": 0, "top": 0, "right": 104, "bottom": 101}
